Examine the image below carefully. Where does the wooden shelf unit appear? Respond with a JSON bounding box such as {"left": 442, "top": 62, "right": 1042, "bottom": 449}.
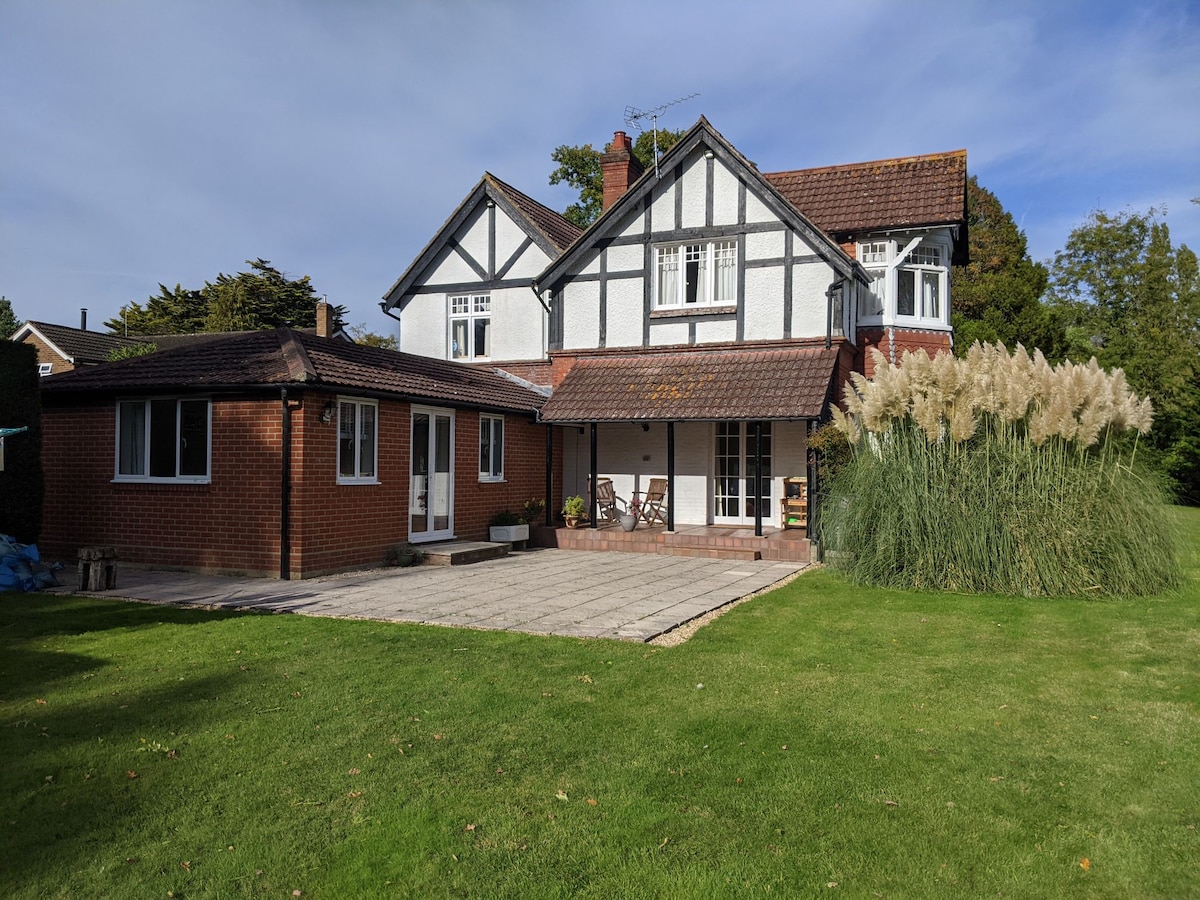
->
{"left": 780, "top": 476, "right": 808, "bottom": 530}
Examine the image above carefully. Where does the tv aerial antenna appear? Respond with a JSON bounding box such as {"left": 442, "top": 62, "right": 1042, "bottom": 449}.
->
{"left": 624, "top": 92, "right": 699, "bottom": 178}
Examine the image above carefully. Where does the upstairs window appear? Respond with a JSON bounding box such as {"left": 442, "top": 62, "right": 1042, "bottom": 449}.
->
{"left": 450, "top": 294, "right": 490, "bottom": 360}
{"left": 655, "top": 240, "right": 737, "bottom": 308}
{"left": 116, "top": 398, "right": 210, "bottom": 482}
{"left": 37, "top": 363, "right": 53, "bottom": 376}
{"left": 856, "top": 238, "right": 948, "bottom": 324}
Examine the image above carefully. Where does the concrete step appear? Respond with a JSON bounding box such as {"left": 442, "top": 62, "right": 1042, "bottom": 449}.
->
{"left": 420, "top": 540, "right": 510, "bottom": 566}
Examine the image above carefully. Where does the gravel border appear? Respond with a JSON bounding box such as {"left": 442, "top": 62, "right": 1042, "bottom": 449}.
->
{"left": 648, "top": 563, "right": 817, "bottom": 646}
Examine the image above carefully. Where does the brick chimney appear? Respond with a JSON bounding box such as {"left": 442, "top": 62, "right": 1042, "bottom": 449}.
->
{"left": 600, "top": 131, "right": 644, "bottom": 212}
{"left": 315, "top": 300, "right": 334, "bottom": 338}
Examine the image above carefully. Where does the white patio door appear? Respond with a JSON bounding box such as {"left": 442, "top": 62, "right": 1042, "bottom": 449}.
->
{"left": 410, "top": 407, "right": 454, "bottom": 541}
{"left": 713, "top": 421, "right": 772, "bottom": 525}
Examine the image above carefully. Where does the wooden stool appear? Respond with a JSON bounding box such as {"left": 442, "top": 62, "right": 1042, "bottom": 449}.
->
{"left": 78, "top": 547, "right": 118, "bottom": 591}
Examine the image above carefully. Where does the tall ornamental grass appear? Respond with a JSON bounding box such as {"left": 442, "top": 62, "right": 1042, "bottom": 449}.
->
{"left": 819, "top": 342, "right": 1180, "bottom": 596}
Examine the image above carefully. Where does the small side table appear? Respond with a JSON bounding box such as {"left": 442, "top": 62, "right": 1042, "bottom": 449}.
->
{"left": 78, "top": 547, "right": 118, "bottom": 591}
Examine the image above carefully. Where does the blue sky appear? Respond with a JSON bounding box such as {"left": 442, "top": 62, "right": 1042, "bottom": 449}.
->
{"left": 3, "top": 0, "right": 1197, "bottom": 334}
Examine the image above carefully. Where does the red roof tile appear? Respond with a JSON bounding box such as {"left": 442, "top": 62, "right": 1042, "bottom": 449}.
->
{"left": 764, "top": 149, "right": 967, "bottom": 236}
{"left": 539, "top": 346, "right": 839, "bottom": 422}
{"left": 40, "top": 328, "right": 546, "bottom": 414}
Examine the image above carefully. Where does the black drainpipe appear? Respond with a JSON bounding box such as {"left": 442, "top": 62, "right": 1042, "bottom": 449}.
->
{"left": 280, "top": 388, "right": 294, "bottom": 580}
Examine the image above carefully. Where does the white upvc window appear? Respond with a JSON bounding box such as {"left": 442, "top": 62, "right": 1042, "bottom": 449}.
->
{"left": 479, "top": 414, "right": 504, "bottom": 482}
{"left": 115, "top": 397, "right": 211, "bottom": 483}
{"left": 450, "top": 294, "right": 490, "bottom": 360}
{"left": 337, "top": 398, "right": 378, "bottom": 483}
{"left": 654, "top": 240, "right": 737, "bottom": 308}
{"left": 856, "top": 237, "right": 949, "bottom": 326}
{"left": 38, "top": 363, "right": 53, "bottom": 376}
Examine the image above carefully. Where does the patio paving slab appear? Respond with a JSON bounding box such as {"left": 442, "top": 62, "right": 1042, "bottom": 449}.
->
{"left": 51, "top": 549, "right": 807, "bottom": 643}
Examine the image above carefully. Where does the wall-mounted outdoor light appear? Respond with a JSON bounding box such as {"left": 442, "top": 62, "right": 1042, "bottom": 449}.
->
{"left": 319, "top": 399, "right": 337, "bottom": 424}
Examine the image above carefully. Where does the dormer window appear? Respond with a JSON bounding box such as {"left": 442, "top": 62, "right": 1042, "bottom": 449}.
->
{"left": 450, "top": 294, "right": 490, "bottom": 360}
{"left": 655, "top": 240, "right": 737, "bottom": 308}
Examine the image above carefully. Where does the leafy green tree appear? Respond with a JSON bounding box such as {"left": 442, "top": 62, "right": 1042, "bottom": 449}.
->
{"left": 0, "top": 296, "right": 19, "bottom": 340}
{"left": 107, "top": 342, "right": 158, "bottom": 361}
{"left": 549, "top": 129, "right": 684, "bottom": 228}
{"left": 105, "top": 260, "right": 345, "bottom": 336}
{"left": 1048, "top": 207, "right": 1200, "bottom": 502}
{"left": 348, "top": 324, "right": 398, "bottom": 350}
{"left": 950, "top": 177, "right": 1062, "bottom": 359}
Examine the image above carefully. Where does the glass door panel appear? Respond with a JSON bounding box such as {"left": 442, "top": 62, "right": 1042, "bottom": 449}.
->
{"left": 410, "top": 408, "right": 454, "bottom": 540}
{"left": 713, "top": 422, "right": 772, "bottom": 525}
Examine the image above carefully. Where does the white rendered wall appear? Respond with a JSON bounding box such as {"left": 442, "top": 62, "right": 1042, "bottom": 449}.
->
{"left": 399, "top": 293, "right": 449, "bottom": 358}
{"left": 455, "top": 206, "right": 489, "bottom": 268}
{"left": 605, "top": 277, "right": 643, "bottom": 348}
{"left": 712, "top": 163, "right": 739, "bottom": 226}
{"left": 488, "top": 285, "right": 545, "bottom": 360}
{"left": 607, "top": 244, "right": 642, "bottom": 273}
{"left": 744, "top": 266, "right": 785, "bottom": 340}
{"left": 694, "top": 316, "right": 737, "bottom": 343}
{"left": 792, "top": 259, "right": 836, "bottom": 339}
{"left": 562, "top": 282, "right": 601, "bottom": 349}
{"left": 680, "top": 153, "right": 706, "bottom": 229}
{"left": 745, "top": 230, "right": 784, "bottom": 261}
{"left": 649, "top": 320, "right": 688, "bottom": 345}
{"left": 744, "top": 190, "right": 775, "bottom": 224}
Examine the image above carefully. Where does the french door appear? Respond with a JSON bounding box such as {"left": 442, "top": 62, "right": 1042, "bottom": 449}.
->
{"left": 713, "top": 421, "right": 772, "bottom": 525}
{"left": 410, "top": 407, "right": 454, "bottom": 541}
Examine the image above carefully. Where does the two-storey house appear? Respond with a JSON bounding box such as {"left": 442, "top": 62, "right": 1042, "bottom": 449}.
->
{"left": 382, "top": 117, "right": 966, "bottom": 560}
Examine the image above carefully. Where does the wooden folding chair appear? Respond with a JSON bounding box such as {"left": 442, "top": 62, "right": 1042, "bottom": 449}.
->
{"left": 639, "top": 478, "right": 668, "bottom": 526}
{"left": 591, "top": 477, "right": 625, "bottom": 526}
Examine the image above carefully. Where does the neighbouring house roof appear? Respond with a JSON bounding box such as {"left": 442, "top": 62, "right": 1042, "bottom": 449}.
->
{"left": 382, "top": 173, "right": 582, "bottom": 308}
{"left": 539, "top": 345, "right": 840, "bottom": 423}
{"left": 764, "top": 150, "right": 968, "bottom": 237}
{"left": 40, "top": 327, "right": 546, "bottom": 414}
{"left": 12, "top": 321, "right": 144, "bottom": 364}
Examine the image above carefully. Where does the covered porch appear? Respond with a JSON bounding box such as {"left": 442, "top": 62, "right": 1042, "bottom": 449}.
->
{"left": 538, "top": 343, "right": 845, "bottom": 562}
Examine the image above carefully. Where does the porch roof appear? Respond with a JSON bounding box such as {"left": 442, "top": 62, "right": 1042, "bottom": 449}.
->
{"left": 539, "top": 346, "right": 839, "bottom": 423}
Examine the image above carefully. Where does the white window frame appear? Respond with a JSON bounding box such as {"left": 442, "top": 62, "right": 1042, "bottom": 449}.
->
{"left": 856, "top": 236, "right": 950, "bottom": 328}
{"left": 337, "top": 398, "right": 379, "bottom": 484}
{"left": 113, "top": 397, "right": 211, "bottom": 484}
{"left": 653, "top": 240, "right": 738, "bottom": 309}
{"left": 479, "top": 414, "right": 504, "bottom": 482}
{"left": 37, "top": 362, "right": 53, "bottom": 376}
{"left": 449, "top": 293, "right": 491, "bottom": 360}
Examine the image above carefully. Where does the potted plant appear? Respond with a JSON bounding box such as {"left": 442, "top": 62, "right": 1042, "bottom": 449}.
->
{"left": 619, "top": 496, "right": 640, "bottom": 532}
{"left": 522, "top": 497, "right": 547, "bottom": 523}
{"left": 489, "top": 510, "right": 529, "bottom": 544}
{"left": 384, "top": 542, "right": 425, "bottom": 568}
{"left": 562, "top": 495, "right": 586, "bottom": 528}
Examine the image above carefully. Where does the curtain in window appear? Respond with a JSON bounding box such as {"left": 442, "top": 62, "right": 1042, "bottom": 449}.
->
{"left": 921, "top": 272, "right": 940, "bottom": 318}
{"left": 657, "top": 246, "right": 679, "bottom": 306}
{"left": 715, "top": 242, "right": 736, "bottom": 303}
{"left": 118, "top": 401, "right": 145, "bottom": 476}
{"left": 358, "top": 403, "right": 376, "bottom": 478}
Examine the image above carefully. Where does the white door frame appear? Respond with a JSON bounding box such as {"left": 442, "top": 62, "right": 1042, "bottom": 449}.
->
{"left": 409, "top": 405, "right": 455, "bottom": 542}
{"left": 712, "top": 421, "right": 773, "bottom": 525}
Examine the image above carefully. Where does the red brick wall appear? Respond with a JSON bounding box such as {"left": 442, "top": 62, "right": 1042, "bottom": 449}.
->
{"left": 855, "top": 327, "right": 952, "bottom": 377}
{"left": 40, "top": 396, "right": 285, "bottom": 576}
{"left": 40, "top": 391, "right": 563, "bottom": 579}
{"left": 19, "top": 333, "right": 72, "bottom": 374}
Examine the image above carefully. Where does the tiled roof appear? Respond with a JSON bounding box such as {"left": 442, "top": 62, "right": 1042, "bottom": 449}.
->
{"left": 764, "top": 149, "right": 967, "bottom": 235}
{"left": 487, "top": 173, "right": 583, "bottom": 252}
{"left": 40, "top": 328, "right": 546, "bottom": 413}
{"left": 19, "top": 321, "right": 144, "bottom": 363}
{"left": 539, "top": 346, "right": 839, "bottom": 422}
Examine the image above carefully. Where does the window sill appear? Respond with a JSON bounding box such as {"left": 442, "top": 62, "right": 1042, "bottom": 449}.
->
{"left": 478, "top": 476, "right": 506, "bottom": 484}
{"left": 650, "top": 304, "right": 737, "bottom": 319}
{"left": 111, "top": 477, "right": 211, "bottom": 486}
{"left": 337, "top": 478, "right": 380, "bottom": 486}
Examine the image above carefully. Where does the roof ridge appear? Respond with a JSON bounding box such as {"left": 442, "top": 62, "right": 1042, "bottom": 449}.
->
{"left": 764, "top": 148, "right": 967, "bottom": 179}
{"left": 276, "top": 327, "right": 319, "bottom": 382}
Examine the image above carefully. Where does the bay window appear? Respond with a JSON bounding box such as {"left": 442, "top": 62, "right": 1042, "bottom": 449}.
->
{"left": 655, "top": 240, "right": 737, "bottom": 308}
{"left": 857, "top": 238, "right": 948, "bottom": 325}
{"left": 116, "top": 398, "right": 210, "bottom": 482}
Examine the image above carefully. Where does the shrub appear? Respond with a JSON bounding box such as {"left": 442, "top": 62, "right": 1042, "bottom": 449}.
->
{"left": 384, "top": 543, "right": 424, "bottom": 568}
{"left": 0, "top": 343, "right": 44, "bottom": 543}
{"left": 489, "top": 510, "right": 524, "bottom": 527}
{"left": 819, "top": 342, "right": 1180, "bottom": 597}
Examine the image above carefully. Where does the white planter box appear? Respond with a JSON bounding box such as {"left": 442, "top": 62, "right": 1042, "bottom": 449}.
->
{"left": 489, "top": 524, "right": 529, "bottom": 543}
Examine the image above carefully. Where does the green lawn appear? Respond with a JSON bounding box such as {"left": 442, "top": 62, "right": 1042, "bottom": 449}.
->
{"left": 3, "top": 510, "right": 1198, "bottom": 898}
